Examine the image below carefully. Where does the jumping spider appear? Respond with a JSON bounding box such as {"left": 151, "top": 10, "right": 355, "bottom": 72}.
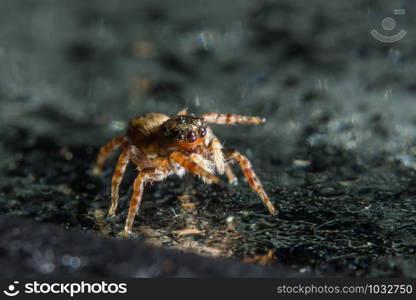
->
{"left": 93, "top": 109, "right": 276, "bottom": 235}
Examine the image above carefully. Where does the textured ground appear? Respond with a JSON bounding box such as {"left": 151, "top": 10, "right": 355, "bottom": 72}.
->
{"left": 0, "top": 0, "right": 416, "bottom": 277}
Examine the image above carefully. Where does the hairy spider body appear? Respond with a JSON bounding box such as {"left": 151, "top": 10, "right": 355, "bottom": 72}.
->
{"left": 94, "top": 110, "right": 276, "bottom": 234}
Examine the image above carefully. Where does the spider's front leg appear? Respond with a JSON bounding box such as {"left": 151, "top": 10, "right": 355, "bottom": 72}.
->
{"left": 189, "top": 153, "right": 214, "bottom": 184}
{"left": 201, "top": 113, "right": 266, "bottom": 125}
{"left": 224, "top": 148, "right": 277, "bottom": 215}
{"left": 206, "top": 134, "right": 237, "bottom": 185}
{"left": 207, "top": 136, "right": 225, "bottom": 175}
{"left": 93, "top": 136, "right": 126, "bottom": 174}
{"left": 169, "top": 152, "right": 220, "bottom": 184}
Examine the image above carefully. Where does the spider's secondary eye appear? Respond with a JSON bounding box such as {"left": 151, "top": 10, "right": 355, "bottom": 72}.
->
{"left": 170, "top": 129, "right": 183, "bottom": 140}
{"left": 187, "top": 131, "right": 197, "bottom": 142}
{"left": 198, "top": 126, "right": 206, "bottom": 137}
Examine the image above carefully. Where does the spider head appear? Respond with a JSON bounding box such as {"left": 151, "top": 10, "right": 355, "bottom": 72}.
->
{"left": 161, "top": 115, "right": 208, "bottom": 149}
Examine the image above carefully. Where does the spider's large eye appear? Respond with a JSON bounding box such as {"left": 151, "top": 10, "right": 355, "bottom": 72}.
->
{"left": 187, "top": 131, "right": 197, "bottom": 143}
{"left": 198, "top": 126, "right": 206, "bottom": 137}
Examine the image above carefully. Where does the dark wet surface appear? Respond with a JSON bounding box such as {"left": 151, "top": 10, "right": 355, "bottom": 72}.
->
{"left": 0, "top": 0, "right": 416, "bottom": 277}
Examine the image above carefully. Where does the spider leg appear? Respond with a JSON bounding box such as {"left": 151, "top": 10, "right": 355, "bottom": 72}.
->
{"left": 225, "top": 163, "right": 238, "bottom": 185}
{"left": 109, "top": 146, "right": 131, "bottom": 216}
{"left": 207, "top": 137, "right": 225, "bottom": 175}
{"left": 123, "top": 168, "right": 154, "bottom": 234}
{"left": 93, "top": 136, "right": 126, "bottom": 174}
{"left": 201, "top": 113, "right": 266, "bottom": 125}
{"left": 224, "top": 148, "right": 276, "bottom": 215}
{"left": 169, "top": 152, "right": 220, "bottom": 184}
{"left": 189, "top": 153, "right": 215, "bottom": 184}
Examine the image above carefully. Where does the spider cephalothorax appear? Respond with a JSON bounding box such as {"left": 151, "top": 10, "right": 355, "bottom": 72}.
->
{"left": 161, "top": 115, "right": 208, "bottom": 148}
{"left": 93, "top": 109, "right": 276, "bottom": 235}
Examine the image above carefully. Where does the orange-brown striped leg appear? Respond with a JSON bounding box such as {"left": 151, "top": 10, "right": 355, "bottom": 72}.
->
{"left": 93, "top": 136, "right": 126, "bottom": 174}
{"left": 207, "top": 137, "right": 225, "bottom": 175}
{"left": 225, "top": 163, "right": 238, "bottom": 185}
{"left": 109, "top": 147, "right": 130, "bottom": 216}
{"left": 201, "top": 113, "right": 266, "bottom": 125}
{"left": 224, "top": 149, "right": 276, "bottom": 215}
{"left": 169, "top": 152, "right": 220, "bottom": 184}
{"left": 124, "top": 171, "right": 146, "bottom": 234}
